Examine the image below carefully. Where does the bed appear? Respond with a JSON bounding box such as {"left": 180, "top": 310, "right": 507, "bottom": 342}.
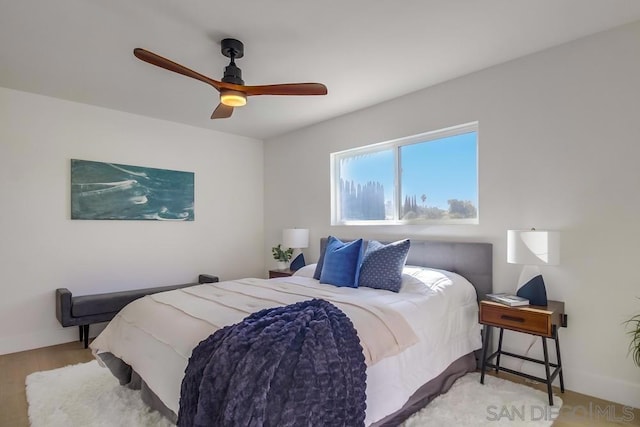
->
{"left": 90, "top": 238, "right": 492, "bottom": 426}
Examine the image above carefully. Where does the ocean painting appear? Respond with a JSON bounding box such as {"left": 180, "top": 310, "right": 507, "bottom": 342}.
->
{"left": 71, "top": 159, "right": 194, "bottom": 221}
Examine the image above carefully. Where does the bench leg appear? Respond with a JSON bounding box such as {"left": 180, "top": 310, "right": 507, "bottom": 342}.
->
{"left": 83, "top": 325, "right": 90, "bottom": 349}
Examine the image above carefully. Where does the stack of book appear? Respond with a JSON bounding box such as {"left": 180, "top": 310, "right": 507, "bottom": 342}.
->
{"left": 486, "top": 293, "right": 529, "bottom": 306}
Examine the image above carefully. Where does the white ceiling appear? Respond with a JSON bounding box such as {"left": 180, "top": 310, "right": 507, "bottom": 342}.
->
{"left": 2, "top": 1, "right": 640, "bottom": 140}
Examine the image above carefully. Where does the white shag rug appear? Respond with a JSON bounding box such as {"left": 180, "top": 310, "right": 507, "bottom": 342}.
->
{"left": 402, "top": 372, "right": 562, "bottom": 426}
{"left": 26, "top": 361, "right": 562, "bottom": 427}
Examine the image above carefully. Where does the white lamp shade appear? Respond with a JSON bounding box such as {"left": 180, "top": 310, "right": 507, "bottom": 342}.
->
{"left": 282, "top": 229, "right": 309, "bottom": 249}
{"left": 507, "top": 229, "right": 559, "bottom": 266}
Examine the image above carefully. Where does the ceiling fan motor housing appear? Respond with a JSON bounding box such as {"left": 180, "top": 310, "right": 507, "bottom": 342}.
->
{"left": 223, "top": 63, "right": 244, "bottom": 85}
{"left": 221, "top": 38, "right": 245, "bottom": 85}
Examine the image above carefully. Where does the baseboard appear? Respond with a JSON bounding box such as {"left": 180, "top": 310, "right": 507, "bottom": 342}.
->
{"left": 500, "top": 362, "right": 640, "bottom": 409}
{"left": 566, "top": 369, "right": 640, "bottom": 409}
{"left": 0, "top": 324, "right": 107, "bottom": 355}
{"left": 496, "top": 342, "right": 640, "bottom": 409}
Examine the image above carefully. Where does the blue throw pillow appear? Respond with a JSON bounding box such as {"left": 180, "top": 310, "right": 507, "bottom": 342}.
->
{"left": 358, "top": 239, "right": 410, "bottom": 292}
{"left": 319, "top": 237, "right": 364, "bottom": 288}
{"left": 313, "top": 235, "right": 349, "bottom": 280}
{"left": 312, "top": 237, "right": 330, "bottom": 280}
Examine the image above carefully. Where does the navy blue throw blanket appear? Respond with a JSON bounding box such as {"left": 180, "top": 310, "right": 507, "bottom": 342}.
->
{"left": 178, "top": 299, "right": 367, "bottom": 427}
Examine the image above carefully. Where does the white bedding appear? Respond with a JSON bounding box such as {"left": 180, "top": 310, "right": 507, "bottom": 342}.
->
{"left": 91, "top": 266, "right": 481, "bottom": 426}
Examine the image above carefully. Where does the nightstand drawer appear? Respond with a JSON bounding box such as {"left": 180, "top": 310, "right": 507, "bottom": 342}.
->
{"left": 480, "top": 302, "right": 552, "bottom": 336}
{"left": 268, "top": 269, "right": 294, "bottom": 279}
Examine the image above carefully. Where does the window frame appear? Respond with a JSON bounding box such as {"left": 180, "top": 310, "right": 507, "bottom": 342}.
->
{"left": 330, "top": 122, "right": 479, "bottom": 226}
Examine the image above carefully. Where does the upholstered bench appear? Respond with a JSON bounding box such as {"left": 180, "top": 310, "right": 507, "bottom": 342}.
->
{"left": 56, "top": 274, "right": 219, "bottom": 348}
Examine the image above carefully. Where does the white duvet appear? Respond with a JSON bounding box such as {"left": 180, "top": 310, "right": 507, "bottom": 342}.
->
{"left": 91, "top": 266, "right": 481, "bottom": 426}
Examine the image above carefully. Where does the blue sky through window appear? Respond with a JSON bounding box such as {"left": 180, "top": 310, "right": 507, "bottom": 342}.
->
{"left": 339, "top": 132, "right": 477, "bottom": 211}
{"left": 401, "top": 132, "right": 477, "bottom": 209}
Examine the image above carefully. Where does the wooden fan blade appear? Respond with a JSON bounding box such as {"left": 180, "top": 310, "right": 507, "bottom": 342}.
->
{"left": 211, "top": 103, "right": 234, "bottom": 119}
{"left": 243, "top": 83, "right": 328, "bottom": 96}
{"left": 134, "top": 48, "right": 222, "bottom": 92}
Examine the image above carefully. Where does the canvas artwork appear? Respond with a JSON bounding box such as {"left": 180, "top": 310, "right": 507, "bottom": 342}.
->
{"left": 71, "top": 159, "right": 194, "bottom": 221}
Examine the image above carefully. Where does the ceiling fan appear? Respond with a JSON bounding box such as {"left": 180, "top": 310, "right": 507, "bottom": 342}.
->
{"left": 133, "top": 38, "right": 328, "bottom": 119}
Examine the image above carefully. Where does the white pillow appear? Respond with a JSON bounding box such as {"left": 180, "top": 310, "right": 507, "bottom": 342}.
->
{"left": 399, "top": 271, "right": 427, "bottom": 292}
{"left": 399, "top": 265, "right": 450, "bottom": 292}
{"left": 292, "top": 263, "right": 317, "bottom": 278}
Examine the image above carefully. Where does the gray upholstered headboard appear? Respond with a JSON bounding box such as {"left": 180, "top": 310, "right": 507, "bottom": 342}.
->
{"left": 319, "top": 238, "right": 493, "bottom": 301}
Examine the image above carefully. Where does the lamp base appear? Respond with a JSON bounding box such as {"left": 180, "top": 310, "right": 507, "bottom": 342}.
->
{"left": 290, "top": 253, "right": 306, "bottom": 271}
{"left": 516, "top": 265, "right": 547, "bottom": 306}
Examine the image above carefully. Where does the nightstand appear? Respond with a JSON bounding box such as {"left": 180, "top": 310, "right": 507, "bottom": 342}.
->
{"left": 268, "top": 269, "right": 294, "bottom": 279}
{"left": 479, "top": 300, "right": 567, "bottom": 405}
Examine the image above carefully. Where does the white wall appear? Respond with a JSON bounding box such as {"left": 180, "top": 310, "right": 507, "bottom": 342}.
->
{"left": 0, "top": 87, "right": 264, "bottom": 355}
{"left": 264, "top": 22, "right": 640, "bottom": 408}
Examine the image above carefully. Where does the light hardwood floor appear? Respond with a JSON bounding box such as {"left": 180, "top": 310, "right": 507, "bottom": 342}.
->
{"left": 1, "top": 341, "right": 639, "bottom": 427}
{"left": 485, "top": 370, "right": 640, "bottom": 426}
{"left": 0, "top": 341, "right": 94, "bottom": 427}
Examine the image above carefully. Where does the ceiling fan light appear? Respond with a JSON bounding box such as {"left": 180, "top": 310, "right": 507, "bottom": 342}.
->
{"left": 220, "top": 90, "right": 247, "bottom": 107}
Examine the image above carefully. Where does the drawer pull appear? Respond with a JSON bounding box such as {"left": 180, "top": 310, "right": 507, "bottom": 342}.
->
{"left": 501, "top": 314, "right": 525, "bottom": 323}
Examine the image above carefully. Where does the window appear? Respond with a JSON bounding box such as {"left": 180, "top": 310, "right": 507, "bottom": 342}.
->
{"left": 331, "top": 122, "right": 478, "bottom": 225}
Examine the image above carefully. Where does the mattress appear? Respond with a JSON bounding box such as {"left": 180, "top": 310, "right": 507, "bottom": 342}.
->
{"left": 90, "top": 266, "right": 481, "bottom": 426}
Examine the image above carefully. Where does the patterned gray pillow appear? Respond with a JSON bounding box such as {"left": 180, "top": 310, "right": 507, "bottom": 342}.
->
{"left": 358, "top": 239, "right": 410, "bottom": 292}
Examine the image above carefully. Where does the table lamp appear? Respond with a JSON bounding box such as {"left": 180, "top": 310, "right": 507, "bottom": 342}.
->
{"left": 507, "top": 229, "right": 559, "bottom": 306}
{"left": 283, "top": 228, "right": 309, "bottom": 271}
